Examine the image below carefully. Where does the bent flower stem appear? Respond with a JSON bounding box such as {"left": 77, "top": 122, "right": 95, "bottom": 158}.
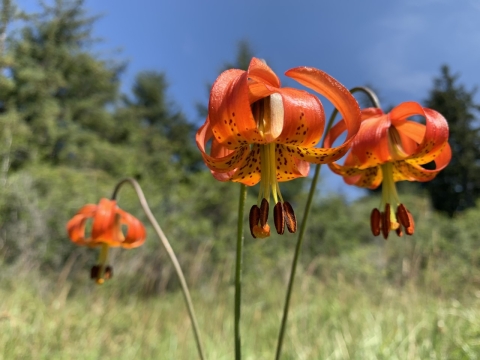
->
{"left": 111, "top": 178, "right": 206, "bottom": 360}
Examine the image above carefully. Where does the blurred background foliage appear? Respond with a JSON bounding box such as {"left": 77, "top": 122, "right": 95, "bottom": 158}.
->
{"left": 1, "top": 0, "right": 480, "bottom": 346}
{"left": 1, "top": 0, "right": 480, "bottom": 297}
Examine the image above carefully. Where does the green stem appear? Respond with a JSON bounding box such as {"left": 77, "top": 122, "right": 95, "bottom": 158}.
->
{"left": 234, "top": 184, "right": 247, "bottom": 360}
{"left": 274, "top": 87, "right": 381, "bottom": 360}
{"left": 111, "top": 178, "right": 206, "bottom": 360}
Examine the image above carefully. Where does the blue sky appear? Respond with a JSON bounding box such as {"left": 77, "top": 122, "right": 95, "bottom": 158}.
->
{"left": 19, "top": 0, "right": 480, "bottom": 198}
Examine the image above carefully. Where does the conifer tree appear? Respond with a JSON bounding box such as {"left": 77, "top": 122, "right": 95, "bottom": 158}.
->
{"left": 423, "top": 65, "right": 480, "bottom": 216}
{"left": 121, "top": 71, "right": 201, "bottom": 175}
{"left": 6, "top": 0, "right": 131, "bottom": 174}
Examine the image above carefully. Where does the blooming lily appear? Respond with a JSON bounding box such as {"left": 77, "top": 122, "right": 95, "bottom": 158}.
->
{"left": 67, "top": 198, "right": 146, "bottom": 283}
{"left": 196, "top": 58, "right": 361, "bottom": 238}
{"left": 324, "top": 102, "right": 451, "bottom": 239}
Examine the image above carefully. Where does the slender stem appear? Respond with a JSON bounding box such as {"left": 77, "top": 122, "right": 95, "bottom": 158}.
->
{"left": 234, "top": 184, "right": 247, "bottom": 360}
{"left": 274, "top": 87, "right": 381, "bottom": 360}
{"left": 350, "top": 86, "right": 382, "bottom": 109}
{"left": 111, "top": 178, "right": 206, "bottom": 360}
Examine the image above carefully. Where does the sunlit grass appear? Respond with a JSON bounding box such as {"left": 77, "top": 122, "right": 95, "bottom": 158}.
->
{"left": 1, "top": 272, "right": 479, "bottom": 359}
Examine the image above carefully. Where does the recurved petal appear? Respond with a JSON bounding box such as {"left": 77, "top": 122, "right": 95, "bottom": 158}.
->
{"left": 66, "top": 213, "right": 89, "bottom": 245}
{"left": 394, "top": 158, "right": 446, "bottom": 182}
{"left": 389, "top": 102, "right": 449, "bottom": 164}
{"left": 395, "top": 120, "right": 425, "bottom": 156}
{"left": 117, "top": 209, "right": 146, "bottom": 249}
{"left": 395, "top": 120, "right": 425, "bottom": 144}
{"left": 91, "top": 199, "right": 117, "bottom": 241}
{"left": 274, "top": 88, "right": 325, "bottom": 147}
{"left": 407, "top": 107, "right": 450, "bottom": 164}
{"left": 196, "top": 119, "right": 250, "bottom": 175}
{"left": 75, "top": 204, "right": 98, "bottom": 217}
{"left": 289, "top": 143, "right": 352, "bottom": 164}
{"left": 349, "top": 111, "right": 391, "bottom": 166}
{"left": 389, "top": 101, "right": 425, "bottom": 124}
{"left": 330, "top": 162, "right": 383, "bottom": 189}
{"left": 285, "top": 67, "right": 361, "bottom": 142}
{"left": 401, "top": 141, "right": 451, "bottom": 178}
{"left": 247, "top": 57, "right": 281, "bottom": 89}
{"left": 208, "top": 68, "right": 261, "bottom": 146}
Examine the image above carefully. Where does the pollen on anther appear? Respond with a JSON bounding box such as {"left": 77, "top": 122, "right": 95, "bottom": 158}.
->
{"left": 274, "top": 202, "right": 285, "bottom": 235}
{"left": 283, "top": 202, "right": 297, "bottom": 233}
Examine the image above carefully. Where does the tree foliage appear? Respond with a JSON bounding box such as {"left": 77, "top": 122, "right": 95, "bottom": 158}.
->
{"left": 423, "top": 65, "right": 480, "bottom": 216}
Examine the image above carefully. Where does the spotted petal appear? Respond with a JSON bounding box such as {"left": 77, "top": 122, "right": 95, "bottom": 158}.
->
{"left": 273, "top": 87, "right": 325, "bottom": 147}
{"left": 285, "top": 67, "right": 361, "bottom": 164}
{"left": 195, "top": 119, "right": 250, "bottom": 176}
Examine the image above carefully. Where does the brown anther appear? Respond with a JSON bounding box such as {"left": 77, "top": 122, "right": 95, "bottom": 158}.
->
{"left": 90, "top": 265, "right": 100, "bottom": 279}
{"left": 396, "top": 204, "right": 411, "bottom": 228}
{"left": 104, "top": 265, "right": 113, "bottom": 280}
{"left": 405, "top": 209, "right": 415, "bottom": 235}
{"left": 274, "top": 202, "right": 285, "bottom": 234}
{"left": 283, "top": 202, "right": 297, "bottom": 233}
{"left": 249, "top": 205, "right": 261, "bottom": 238}
{"left": 91, "top": 264, "right": 112, "bottom": 284}
{"left": 370, "top": 208, "right": 381, "bottom": 236}
{"left": 381, "top": 204, "right": 391, "bottom": 240}
{"left": 260, "top": 198, "right": 269, "bottom": 227}
{"left": 395, "top": 227, "right": 403, "bottom": 237}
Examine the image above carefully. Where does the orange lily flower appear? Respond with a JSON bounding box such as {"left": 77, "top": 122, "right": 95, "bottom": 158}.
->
{"left": 196, "top": 58, "right": 361, "bottom": 238}
{"left": 67, "top": 198, "right": 146, "bottom": 283}
{"left": 324, "top": 101, "right": 451, "bottom": 239}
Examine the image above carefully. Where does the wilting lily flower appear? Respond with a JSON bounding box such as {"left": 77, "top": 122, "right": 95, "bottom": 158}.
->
{"left": 324, "top": 101, "right": 451, "bottom": 239}
{"left": 67, "top": 198, "right": 146, "bottom": 283}
{"left": 196, "top": 58, "right": 361, "bottom": 238}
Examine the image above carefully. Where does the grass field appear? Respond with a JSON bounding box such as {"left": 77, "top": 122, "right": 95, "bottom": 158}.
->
{"left": 1, "top": 269, "right": 479, "bottom": 360}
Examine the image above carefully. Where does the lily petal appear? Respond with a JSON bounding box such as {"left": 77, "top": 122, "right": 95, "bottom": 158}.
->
{"left": 394, "top": 160, "right": 445, "bottom": 182}
{"left": 273, "top": 87, "right": 325, "bottom": 147}
{"left": 349, "top": 113, "right": 391, "bottom": 166}
{"left": 247, "top": 57, "right": 281, "bottom": 89}
{"left": 117, "top": 209, "right": 147, "bottom": 249}
{"left": 407, "top": 108, "right": 450, "bottom": 164}
{"left": 195, "top": 119, "right": 250, "bottom": 174}
{"left": 285, "top": 67, "right": 361, "bottom": 155}
{"left": 91, "top": 199, "right": 117, "bottom": 240}
{"left": 66, "top": 213, "right": 89, "bottom": 245}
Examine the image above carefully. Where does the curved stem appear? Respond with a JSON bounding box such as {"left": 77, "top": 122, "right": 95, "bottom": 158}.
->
{"left": 111, "top": 178, "right": 206, "bottom": 360}
{"left": 350, "top": 86, "right": 382, "bottom": 109}
{"left": 234, "top": 184, "right": 247, "bottom": 360}
{"left": 274, "top": 87, "right": 381, "bottom": 360}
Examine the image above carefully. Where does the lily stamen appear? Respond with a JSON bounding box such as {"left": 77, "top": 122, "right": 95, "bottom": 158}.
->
{"left": 370, "top": 163, "right": 416, "bottom": 239}
{"left": 248, "top": 98, "right": 298, "bottom": 238}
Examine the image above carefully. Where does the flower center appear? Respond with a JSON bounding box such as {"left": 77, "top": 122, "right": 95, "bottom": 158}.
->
{"left": 388, "top": 126, "right": 408, "bottom": 160}
{"left": 248, "top": 97, "right": 296, "bottom": 238}
{"left": 370, "top": 162, "right": 415, "bottom": 239}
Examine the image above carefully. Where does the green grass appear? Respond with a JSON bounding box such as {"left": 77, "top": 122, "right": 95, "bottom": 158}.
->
{"left": 1, "top": 273, "right": 479, "bottom": 360}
